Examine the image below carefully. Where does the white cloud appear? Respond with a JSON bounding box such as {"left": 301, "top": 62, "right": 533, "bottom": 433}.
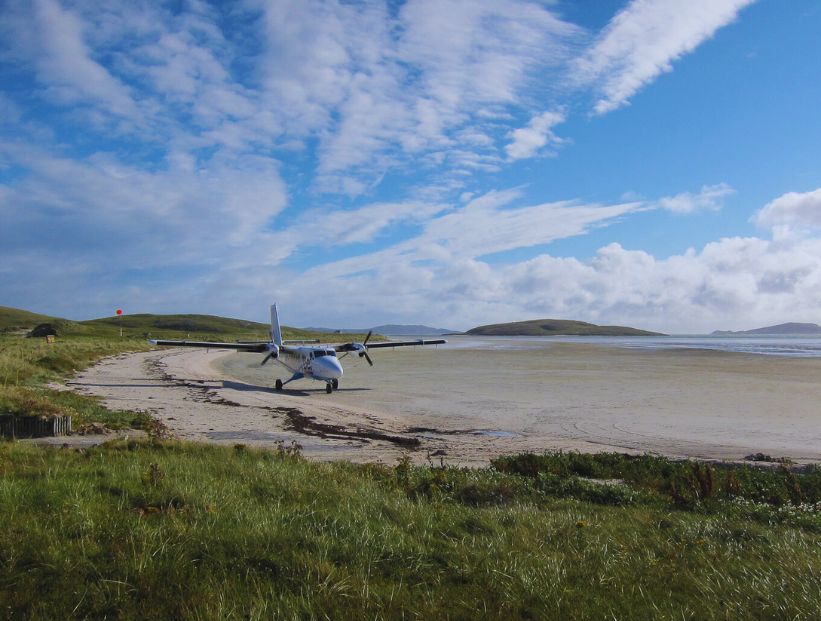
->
{"left": 575, "top": 0, "right": 755, "bottom": 114}
{"left": 0, "top": 140, "right": 287, "bottom": 269}
{"left": 293, "top": 189, "right": 643, "bottom": 283}
{"left": 263, "top": 200, "right": 449, "bottom": 264}
{"left": 505, "top": 110, "right": 565, "bottom": 160}
{"left": 253, "top": 0, "right": 582, "bottom": 191}
{"left": 397, "top": 0, "right": 578, "bottom": 107}
{"left": 12, "top": 0, "right": 141, "bottom": 119}
{"left": 753, "top": 188, "right": 821, "bottom": 231}
{"left": 0, "top": 0, "right": 749, "bottom": 200}
{"left": 251, "top": 186, "right": 821, "bottom": 332}
{"left": 271, "top": 229, "right": 821, "bottom": 334}
{"left": 419, "top": 193, "right": 640, "bottom": 260}
{"left": 4, "top": 1, "right": 802, "bottom": 334}
{"left": 656, "top": 183, "right": 734, "bottom": 214}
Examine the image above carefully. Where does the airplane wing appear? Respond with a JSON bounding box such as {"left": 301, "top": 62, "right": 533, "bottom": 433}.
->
{"left": 149, "top": 339, "right": 270, "bottom": 352}
{"left": 354, "top": 338, "right": 446, "bottom": 349}
{"left": 334, "top": 338, "right": 446, "bottom": 352}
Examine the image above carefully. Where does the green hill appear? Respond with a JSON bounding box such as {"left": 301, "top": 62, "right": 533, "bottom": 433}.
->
{"left": 0, "top": 305, "right": 370, "bottom": 341}
{"left": 467, "top": 318, "right": 664, "bottom": 337}
{"left": 0, "top": 306, "right": 61, "bottom": 332}
{"left": 81, "top": 313, "right": 271, "bottom": 338}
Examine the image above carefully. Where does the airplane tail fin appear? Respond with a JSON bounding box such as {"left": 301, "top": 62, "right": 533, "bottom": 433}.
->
{"left": 270, "top": 303, "right": 283, "bottom": 346}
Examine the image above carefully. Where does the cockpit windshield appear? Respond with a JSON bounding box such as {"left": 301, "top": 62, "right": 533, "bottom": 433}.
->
{"left": 312, "top": 350, "right": 337, "bottom": 358}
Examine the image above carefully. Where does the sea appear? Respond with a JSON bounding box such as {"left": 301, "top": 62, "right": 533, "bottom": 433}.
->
{"left": 422, "top": 334, "right": 821, "bottom": 358}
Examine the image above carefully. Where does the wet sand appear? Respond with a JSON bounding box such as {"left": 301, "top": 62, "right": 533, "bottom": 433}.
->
{"left": 67, "top": 337, "right": 821, "bottom": 465}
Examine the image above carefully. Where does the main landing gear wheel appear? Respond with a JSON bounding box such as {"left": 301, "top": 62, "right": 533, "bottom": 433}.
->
{"left": 331, "top": 379, "right": 339, "bottom": 390}
{"left": 275, "top": 379, "right": 283, "bottom": 391}
{"left": 325, "top": 383, "right": 333, "bottom": 394}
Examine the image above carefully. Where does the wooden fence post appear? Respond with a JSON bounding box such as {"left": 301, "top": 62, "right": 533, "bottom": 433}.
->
{"left": 0, "top": 414, "right": 72, "bottom": 438}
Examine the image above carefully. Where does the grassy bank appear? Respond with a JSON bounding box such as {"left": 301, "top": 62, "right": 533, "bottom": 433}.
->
{"left": 0, "top": 335, "right": 154, "bottom": 429}
{"left": 1, "top": 441, "right": 820, "bottom": 619}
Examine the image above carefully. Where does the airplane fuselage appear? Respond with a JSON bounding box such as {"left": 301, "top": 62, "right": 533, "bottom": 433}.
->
{"left": 277, "top": 347, "right": 343, "bottom": 382}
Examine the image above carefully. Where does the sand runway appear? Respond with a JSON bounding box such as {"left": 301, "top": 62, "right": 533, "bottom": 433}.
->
{"left": 67, "top": 337, "right": 821, "bottom": 465}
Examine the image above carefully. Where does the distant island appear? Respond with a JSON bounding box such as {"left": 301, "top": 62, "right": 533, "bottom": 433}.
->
{"left": 712, "top": 322, "right": 821, "bottom": 336}
{"left": 467, "top": 319, "right": 664, "bottom": 337}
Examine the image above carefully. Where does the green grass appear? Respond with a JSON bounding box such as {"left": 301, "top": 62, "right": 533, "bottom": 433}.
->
{"left": 0, "top": 441, "right": 820, "bottom": 619}
{"left": 0, "top": 334, "right": 153, "bottom": 427}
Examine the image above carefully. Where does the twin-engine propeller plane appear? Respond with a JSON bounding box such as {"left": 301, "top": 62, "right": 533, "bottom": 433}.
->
{"left": 149, "top": 304, "right": 446, "bottom": 393}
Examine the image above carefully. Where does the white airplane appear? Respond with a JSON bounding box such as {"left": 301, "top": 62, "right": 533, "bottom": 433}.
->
{"left": 150, "top": 304, "right": 446, "bottom": 393}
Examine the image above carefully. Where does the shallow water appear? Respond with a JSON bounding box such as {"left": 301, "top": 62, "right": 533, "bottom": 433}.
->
{"left": 430, "top": 334, "right": 821, "bottom": 358}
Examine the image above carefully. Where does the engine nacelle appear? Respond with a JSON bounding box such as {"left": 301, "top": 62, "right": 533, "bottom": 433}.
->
{"left": 260, "top": 343, "right": 279, "bottom": 365}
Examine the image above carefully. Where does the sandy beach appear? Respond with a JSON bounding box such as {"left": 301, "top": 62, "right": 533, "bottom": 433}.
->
{"left": 66, "top": 336, "right": 821, "bottom": 466}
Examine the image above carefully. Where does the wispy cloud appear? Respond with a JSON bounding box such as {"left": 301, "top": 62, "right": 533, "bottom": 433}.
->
{"left": 0, "top": 0, "right": 752, "bottom": 195}
{"left": 294, "top": 188, "right": 644, "bottom": 282}
{"left": 264, "top": 200, "right": 450, "bottom": 264}
{"left": 4, "top": 0, "right": 801, "bottom": 333}
{"left": 656, "top": 183, "right": 734, "bottom": 214}
{"left": 574, "top": 0, "right": 755, "bottom": 114}
{"left": 4, "top": 0, "right": 140, "bottom": 120}
{"left": 0, "top": 139, "right": 287, "bottom": 269}
{"left": 505, "top": 110, "right": 565, "bottom": 161}
{"left": 298, "top": 0, "right": 582, "bottom": 190}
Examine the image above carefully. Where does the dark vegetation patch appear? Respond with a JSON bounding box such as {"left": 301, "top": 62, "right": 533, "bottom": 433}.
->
{"left": 275, "top": 406, "right": 421, "bottom": 447}
{"left": 491, "top": 451, "right": 821, "bottom": 511}
{"left": 27, "top": 323, "right": 59, "bottom": 338}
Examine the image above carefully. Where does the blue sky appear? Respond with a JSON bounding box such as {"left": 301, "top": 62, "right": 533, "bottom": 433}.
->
{"left": 2, "top": 0, "right": 821, "bottom": 333}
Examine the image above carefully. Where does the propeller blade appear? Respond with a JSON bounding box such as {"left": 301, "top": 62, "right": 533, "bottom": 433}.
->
{"left": 363, "top": 351, "right": 374, "bottom": 366}
{"left": 363, "top": 330, "right": 372, "bottom": 346}
{"left": 260, "top": 346, "right": 279, "bottom": 365}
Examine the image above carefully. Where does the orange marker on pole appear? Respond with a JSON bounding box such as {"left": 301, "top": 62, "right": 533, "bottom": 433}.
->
{"left": 116, "top": 309, "right": 123, "bottom": 337}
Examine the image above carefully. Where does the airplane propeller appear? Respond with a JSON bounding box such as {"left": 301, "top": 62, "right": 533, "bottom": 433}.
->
{"left": 260, "top": 344, "right": 279, "bottom": 365}
{"left": 343, "top": 331, "right": 374, "bottom": 366}
{"left": 358, "top": 331, "right": 374, "bottom": 366}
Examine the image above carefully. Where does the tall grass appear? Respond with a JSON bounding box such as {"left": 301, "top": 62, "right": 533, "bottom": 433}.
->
{"left": 0, "top": 335, "right": 151, "bottom": 426}
{"left": 1, "top": 441, "right": 820, "bottom": 619}
{"left": 0, "top": 335, "right": 149, "bottom": 388}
